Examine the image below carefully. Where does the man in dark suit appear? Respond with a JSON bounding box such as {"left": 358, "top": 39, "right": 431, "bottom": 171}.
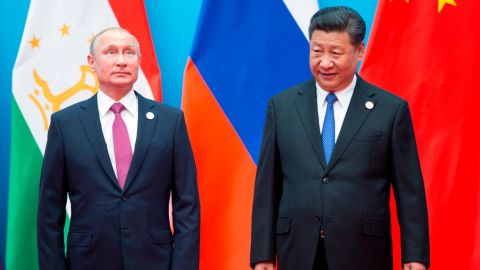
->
{"left": 250, "top": 7, "right": 429, "bottom": 270}
{"left": 37, "top": 27, "right": 200, "bottom": 270}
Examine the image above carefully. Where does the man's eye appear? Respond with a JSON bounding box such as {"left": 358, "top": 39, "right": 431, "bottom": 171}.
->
{"left": 106, "top": 50, "right": 115, "bottom": 54}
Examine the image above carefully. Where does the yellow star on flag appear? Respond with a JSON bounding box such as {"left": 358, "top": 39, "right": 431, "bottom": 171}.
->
{"left": 438, "top": 0, "right": 457, "bottom": 12}
{"left": 87, "top": 33, "right": 95, "bottom": 44}
{"left": 29, "top": 36, "right": 40, "bottom": 49}
{"left": 59, "top": 23, "right": 71, "bottom": 37}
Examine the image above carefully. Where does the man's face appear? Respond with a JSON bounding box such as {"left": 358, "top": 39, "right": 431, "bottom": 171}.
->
{"left": 88, "top": 30, "right": 140, "bottom": 93}
{"left": 309, "top": 30, "right": 364, "bottom": 92}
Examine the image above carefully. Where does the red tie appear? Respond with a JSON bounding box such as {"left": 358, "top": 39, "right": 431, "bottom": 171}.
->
{"left": 110, "top": 103, "right": 132, "bottom": 189}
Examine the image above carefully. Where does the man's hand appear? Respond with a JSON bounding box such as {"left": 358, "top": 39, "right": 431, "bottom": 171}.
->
{"left": 404, "top": 262, "right": 426, "bottom": 270}
{"left": 254, "top": 261, "right": 274, "bottom": 270}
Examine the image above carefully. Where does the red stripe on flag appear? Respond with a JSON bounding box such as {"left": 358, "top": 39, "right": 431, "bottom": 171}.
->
{"left": 109, "top": 0, "right": 162, "bottom": 101}
{"left": 182, "top": 58, "right": 256, "bottom": 269}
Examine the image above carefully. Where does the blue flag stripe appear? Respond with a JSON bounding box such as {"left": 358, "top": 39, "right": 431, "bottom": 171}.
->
{"left": 191, "top": 0, "right": 312, "bottom": 162}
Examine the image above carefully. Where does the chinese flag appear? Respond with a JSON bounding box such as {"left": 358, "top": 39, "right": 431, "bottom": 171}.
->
{"left": 361, "top": 0, "right": 480, "bottom": 269}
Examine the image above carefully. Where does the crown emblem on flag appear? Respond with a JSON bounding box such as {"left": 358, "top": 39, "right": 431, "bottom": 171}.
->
{"left": 28, "top": 65, "right": 98, "bottom": 130}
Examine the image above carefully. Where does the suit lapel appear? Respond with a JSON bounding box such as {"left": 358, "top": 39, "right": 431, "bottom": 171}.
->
{"left": 326, "top": 76, "right": 377, "bottom": 172}
{"left": 123, "top": 93, "right": 158, "bottom": 192}
{"left": 79, "top": 95, "right": 120, "bottom": 190}
{"left": 295, "top": 79, "right": 327, "bottom": 169}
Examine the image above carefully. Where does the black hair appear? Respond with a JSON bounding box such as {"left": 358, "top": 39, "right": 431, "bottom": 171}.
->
{"left": 308, "top": 6, "right": 366, "bottom": 46}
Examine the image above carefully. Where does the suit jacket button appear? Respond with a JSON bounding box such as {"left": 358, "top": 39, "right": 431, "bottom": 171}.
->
{"left": 322, "top": 177, "right": 329, "bottom": 184}
{"left": 121, "top": 196, "right": 128, "bottom": 201}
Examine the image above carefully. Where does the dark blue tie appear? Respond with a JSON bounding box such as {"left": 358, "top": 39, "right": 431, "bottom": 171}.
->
{"left": 322, "top": 93, "right": 337, "bottom": 164}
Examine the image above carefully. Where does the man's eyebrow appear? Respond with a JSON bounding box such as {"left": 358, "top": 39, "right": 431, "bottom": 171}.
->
{"left": 102, "top": 45, "right": 117, "bottom": 50}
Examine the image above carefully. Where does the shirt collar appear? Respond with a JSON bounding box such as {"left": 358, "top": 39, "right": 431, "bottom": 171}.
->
{"left": 316, "top": 75, "right": 357, "bottom": 108}
{"left": 97, "top": 89, "right": 137, "bottom": 117}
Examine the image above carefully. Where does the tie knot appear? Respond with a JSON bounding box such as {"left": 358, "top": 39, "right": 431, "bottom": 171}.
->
{"left": 326, "top": 93, "right": 337, "bottom": 105}
{"left": 110, "top": 102, "right": 125, "bottom": 114}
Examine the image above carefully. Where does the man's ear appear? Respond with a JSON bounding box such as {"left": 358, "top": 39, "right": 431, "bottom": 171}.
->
{"left": 87, "top": 54, "right": 95, "bottom": 72}
{"left": 356, "top": 42, "right": 365, "bottom": 60}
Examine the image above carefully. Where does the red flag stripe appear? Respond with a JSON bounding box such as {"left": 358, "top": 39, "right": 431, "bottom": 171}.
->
{"left": 109, "top": 0, "right": 162, "bottom": 101}
{"left": 182, "top": 58, "right": 256, "bottom": 270}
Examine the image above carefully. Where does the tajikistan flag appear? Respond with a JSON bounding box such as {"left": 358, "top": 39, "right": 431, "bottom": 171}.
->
{"left": 8, "top": 0, "right": 160, "bottom": 268}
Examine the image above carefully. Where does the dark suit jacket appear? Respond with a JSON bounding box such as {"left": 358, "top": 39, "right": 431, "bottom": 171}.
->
{"left": 250, "top": 76, "right": 429, "bottom": 270}
{"left": 38, "top": 92, "right": 200, "bottom": 270}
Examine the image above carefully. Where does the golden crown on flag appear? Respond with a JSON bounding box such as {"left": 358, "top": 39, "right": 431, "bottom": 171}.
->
{"left": 29, "top": 65, "right": 98, "bottom": 130}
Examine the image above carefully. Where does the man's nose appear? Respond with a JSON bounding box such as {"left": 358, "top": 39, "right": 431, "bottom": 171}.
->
{"left": 116, "top": 53, "right": 127, "bottom": 65}
{"left": 319, "top": 56, "right": 334, "bottom": 69}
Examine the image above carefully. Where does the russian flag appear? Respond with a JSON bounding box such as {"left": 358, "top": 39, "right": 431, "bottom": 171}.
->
{"left": 182, "top": 0, "right": 318, "bottom": 268}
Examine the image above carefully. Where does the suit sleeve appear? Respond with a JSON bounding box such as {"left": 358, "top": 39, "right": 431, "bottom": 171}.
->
{"left": 170, "top": 111, "right": 200, "bottom": 270}
{"left": 37, "top": 114, "right": 68, "bottom": 270}
{"left": 250, "top": 99, "right": 282, "bottom": 268}
{"left": 391, "top": 101, "right": 430, "bottom": 268}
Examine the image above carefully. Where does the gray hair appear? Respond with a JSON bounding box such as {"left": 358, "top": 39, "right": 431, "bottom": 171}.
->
{"left": 89, "top": 27, "right": 141, "bottom": 56}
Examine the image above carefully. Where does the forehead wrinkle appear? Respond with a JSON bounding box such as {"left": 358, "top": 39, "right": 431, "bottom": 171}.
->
{"left": 91, "top": 28, "right": 141, "bottom": 56}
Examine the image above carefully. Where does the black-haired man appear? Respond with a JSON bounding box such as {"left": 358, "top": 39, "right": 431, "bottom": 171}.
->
{"left": 251, "top": 7, "right": 429, "bottom": 270}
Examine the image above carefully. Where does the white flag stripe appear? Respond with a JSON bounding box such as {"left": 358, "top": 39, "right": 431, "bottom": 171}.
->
{"left": 13, "top": 0, "right": 153, "bottom": 155}
{"left": 283, "top": 0, "right": 319, "bottom": 40}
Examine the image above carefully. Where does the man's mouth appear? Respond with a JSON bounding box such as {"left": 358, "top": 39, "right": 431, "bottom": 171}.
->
{"left": 112, "top": 71, "right": 130, "bottom": 75}
{"left": 319, "top": 72, "right": 337, "bottom": 77}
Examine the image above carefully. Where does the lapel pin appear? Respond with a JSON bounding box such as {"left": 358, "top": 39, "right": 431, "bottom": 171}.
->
{"left": 146, "top": 112, "right": 155, "bottom": 120}
{"left": 365, "top": 101, "right": 375, "bottom": 110}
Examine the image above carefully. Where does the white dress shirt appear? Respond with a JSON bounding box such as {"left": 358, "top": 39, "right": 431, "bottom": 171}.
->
{"left": 316, "top": 75, "right": 356, "bottom": 142}
{"left": 97, "top": 90, "right": 138, "bottom": 177}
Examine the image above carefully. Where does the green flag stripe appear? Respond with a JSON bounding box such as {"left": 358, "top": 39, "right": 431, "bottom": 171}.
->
{"left": 7, "top": 99, "right": 42, "bottom": 270}
{"left": 7, "top": 100, "right": 70, "bottom": 270}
